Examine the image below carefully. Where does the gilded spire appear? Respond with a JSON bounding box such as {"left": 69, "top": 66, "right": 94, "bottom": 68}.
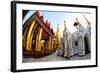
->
{"left": 57, "top": 24, "right": 59, "bottom": 29}
{"left": 57, "top": 24, "right": 59, "bottom": 33}
{"left": 56, "top": 24, "right": 62, "bottom": 38}
{"left": 56, "top": 24, "right": 62, "bottom": 49}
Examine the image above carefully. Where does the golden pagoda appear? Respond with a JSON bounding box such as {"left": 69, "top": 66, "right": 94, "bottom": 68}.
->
{"left": 56, "top": 24, "right": 62, "bottom": 49}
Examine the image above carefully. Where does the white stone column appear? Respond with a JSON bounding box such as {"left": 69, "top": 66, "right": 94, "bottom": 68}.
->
{"left": 64, "top": 38, "right": 68, "bottom": 57}
{"left": 69, "top": 37, "right": 73, "bottom": 56}
{"left": 78, "top": 34, "right": 85, "bottom": 56}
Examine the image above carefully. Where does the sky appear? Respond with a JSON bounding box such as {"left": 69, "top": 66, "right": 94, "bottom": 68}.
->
{"left": 23, "top": 10, "right": 91, "bottom": 37}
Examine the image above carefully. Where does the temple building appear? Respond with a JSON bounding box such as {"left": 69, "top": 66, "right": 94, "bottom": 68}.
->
{"left": 57, "top": 16, "right": 91, "bottom": 59}
{"left": 72, "top": 17, "right": 91, "bottom": 56}
{"left": 22, "top": 10, "right": 57, "bottom": 58}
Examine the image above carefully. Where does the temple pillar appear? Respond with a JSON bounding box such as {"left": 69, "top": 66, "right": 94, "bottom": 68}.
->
{"left": 35, "top": 27, "right": 43, "bottom": 52}
{"left": 25, "top": 20, "right": 36, "bottom": 51}
{"left": 78, "top": 35, "right": 85, "bottom": 56}
{"left": 47, "top": 37, "right": 52, "bottom": 51}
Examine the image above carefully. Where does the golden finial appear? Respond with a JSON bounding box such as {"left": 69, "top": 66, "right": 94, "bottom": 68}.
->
{"left": 56, "top": 24, "right": 59, "bottom": 34}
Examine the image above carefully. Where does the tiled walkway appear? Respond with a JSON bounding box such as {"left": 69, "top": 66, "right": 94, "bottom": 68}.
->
{"left": 23, "top": 52, "right": 90, "bottom": 63}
